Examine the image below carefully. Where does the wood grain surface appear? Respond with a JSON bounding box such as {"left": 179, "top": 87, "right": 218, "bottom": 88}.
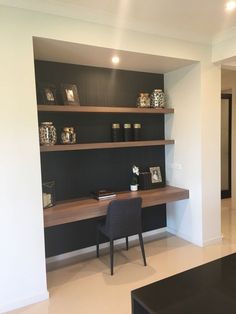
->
{"left": 44, "top": 185, "right": 189, "bottom": 227}
{"left": 38, "top": 105, "right": 174, "bottom": 114}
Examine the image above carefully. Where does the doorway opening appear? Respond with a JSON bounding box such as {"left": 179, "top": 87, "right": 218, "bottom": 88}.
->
{"left": 221, "top": 93, "right": 232, "bottom": 199}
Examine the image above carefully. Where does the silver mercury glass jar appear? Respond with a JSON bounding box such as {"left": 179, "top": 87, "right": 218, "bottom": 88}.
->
{"left": 150, "top": 89, "right": 166, "bottom": 108}
{"left": 39, "top": 122, "right": 57, "bottom": 146}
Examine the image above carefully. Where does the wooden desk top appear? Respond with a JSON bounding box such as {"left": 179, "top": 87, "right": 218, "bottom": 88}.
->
{"left": 44, "top": 185, "right": 189, "bottom": 228}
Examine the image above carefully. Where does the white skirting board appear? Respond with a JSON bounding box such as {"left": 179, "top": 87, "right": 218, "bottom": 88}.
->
{"left": 167, "top": 226, "right": 223, "bottom": 247}
{"left": 46, "top": 227, "right": 167, "bottom": 266}
{"left": 166, "top": 226, "right": 196, "bottom": 244}
{"left": 203, "top": 235, "right": 223, "bottom": 246}
{"left": 0, "top": 291, "right": 49, "bottom": 314}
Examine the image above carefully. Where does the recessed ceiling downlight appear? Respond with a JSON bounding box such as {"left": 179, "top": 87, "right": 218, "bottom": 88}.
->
{"left": 112, "top": 56, "right": 120, "bottom": 64}
{"left": 226, "top": 1, "right": 236, "bottom": 11}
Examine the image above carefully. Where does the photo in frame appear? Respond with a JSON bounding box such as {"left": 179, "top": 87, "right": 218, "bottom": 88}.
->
{"left": 42, "top": 181, "right": 56, "bottom": 209}
{"left": 61, "top": 84, "right": 80, "bottom": 105}
{"left": 149, "top": 166, "right": 162, "bottom": 184}
{"left": 41, "top": 84, "right": 57, "bottom": 105}
{"left": 139, "top": 166, "right": 165, "bottom": 190}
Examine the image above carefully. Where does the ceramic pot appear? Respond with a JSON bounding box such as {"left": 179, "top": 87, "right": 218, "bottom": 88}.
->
{"left": 39, "top": 122, "right": 57, "bottom": 146}
{"left": 137, "top": 93, "right": 150, "bottom": 108}
{"left": 130, "top": 184, "right": 138, "bottom": 191}
{"left": 150, "top": 89, "right": 165, "bottom": 108}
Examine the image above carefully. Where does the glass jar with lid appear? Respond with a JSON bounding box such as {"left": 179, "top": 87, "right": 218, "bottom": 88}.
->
{"left": 39, "top": 122, "right": 57, "bottom": 146}
{"left": 61, "top": 127, "right": 76, "bottom": 144}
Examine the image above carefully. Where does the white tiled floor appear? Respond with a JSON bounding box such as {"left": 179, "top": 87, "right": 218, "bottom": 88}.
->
{"left": 9, "top": 199, "right": 236, "bottom": 314}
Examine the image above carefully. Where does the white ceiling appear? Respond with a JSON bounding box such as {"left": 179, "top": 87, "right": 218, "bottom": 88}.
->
{"left": 33, "top": 37, "right": 196, "bottom": 73}
{"left": 221, "top": 56, "right": 236, "bottom": 70}
{"left": 2, "top": 0, "right": 236, "bottom": 44}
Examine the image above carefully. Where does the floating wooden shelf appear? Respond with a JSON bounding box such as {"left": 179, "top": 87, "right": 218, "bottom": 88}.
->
{"left": 44, "top": 185, "right": 189, "bottom": 227}
{"left": 40, "top": 140, "right": 175, "bottom": 152}
{"left": 38, "top": 105, "right": 174, "bottom": 114}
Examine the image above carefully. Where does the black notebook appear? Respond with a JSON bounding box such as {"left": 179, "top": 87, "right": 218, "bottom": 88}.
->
{"left": 92, "top": 189, "right": 116, "bottom": 200}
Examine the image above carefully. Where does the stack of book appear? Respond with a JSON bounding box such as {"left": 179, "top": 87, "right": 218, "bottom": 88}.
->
{"left": 92, "top": 189, "right": 116, "bottom": 200}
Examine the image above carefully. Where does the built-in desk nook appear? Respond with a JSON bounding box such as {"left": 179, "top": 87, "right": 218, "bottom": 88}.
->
{"left": 35, "top": 60, "right": 189, "bottom": 258}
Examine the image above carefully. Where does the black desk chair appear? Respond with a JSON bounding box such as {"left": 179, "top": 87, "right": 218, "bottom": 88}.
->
{"left": 96, "top": 197, "right": 147, "bottom": 275}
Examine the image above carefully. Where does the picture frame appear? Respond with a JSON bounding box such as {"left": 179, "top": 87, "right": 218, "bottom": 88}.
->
{"left": 149, "top": 166, "right": 162, "bottom": 184}
{"left": 41, "top": 84, "right": 57, "bottom": 105}
{"left": 139, "top": 166, "right": 165, "bottom": 190}
{"left": 61, "top": 84, "right": 80, "bottom": 105}
{"left": 42, "top": 181, "right": 56, "bottom": 209}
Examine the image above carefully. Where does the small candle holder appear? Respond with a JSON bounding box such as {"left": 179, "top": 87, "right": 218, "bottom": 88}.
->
{"left": 61, "top": 127, "right": 76, "bottom": 144}
{"left": 42, "top": 181, "right": 56, "bottom": 209}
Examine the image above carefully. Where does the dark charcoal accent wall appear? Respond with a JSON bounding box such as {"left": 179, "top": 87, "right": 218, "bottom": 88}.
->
{"left": 35, "top": 61, "right": 164, "bottom": 106}
{"left": 35, "top": 60, "right": 166, "bottom": 257}
{"left": 41, "top": 146, "right": 166, "bottom": 200}
{"left": 45, "top": 205, "right": 166, "bottom": 257}
{"left": 38, "top": 112, "right": 164, "bottom": 144}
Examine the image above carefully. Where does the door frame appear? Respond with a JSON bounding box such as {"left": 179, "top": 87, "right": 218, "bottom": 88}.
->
{"left": 221, "top": 93, "right": 232, "bottom": 199}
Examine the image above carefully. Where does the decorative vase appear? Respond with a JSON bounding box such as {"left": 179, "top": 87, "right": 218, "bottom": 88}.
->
{"left": 61, "top": 127, "right": 76, "bottom": 144}
{"left": 150, "top": 89, "right": 165, "bottom": 108}
{"left": 39, "top": 122, "right": 57, "bottom": 146}
{"left": 130, "top": 184, "right": 138, "bottom": 192}
{"left": 137, "top": 93, "right": 150, "bottom": 108}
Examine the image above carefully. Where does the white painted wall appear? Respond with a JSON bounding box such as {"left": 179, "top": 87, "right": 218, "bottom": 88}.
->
{"left": 0, "top": 4, "right": 221, "bottom": 312}
{"left": 0, "top": 14, "right": 48, "bottom": 314}
{"left": 165, "top": 61, "right": 221, "bottom": 246}
{"left": 201, "top": 61, "right": 221, "bottom": 244}
{"left": 165, "top": 63, "right": 202, "bottom": 245}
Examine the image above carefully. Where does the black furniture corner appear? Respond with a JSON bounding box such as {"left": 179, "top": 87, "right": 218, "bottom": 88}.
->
{"left": 131, "top": 253, "right": 236, "bottom": 314}
{"left": 96, "top": 197, "right": 146, "bottom": 275}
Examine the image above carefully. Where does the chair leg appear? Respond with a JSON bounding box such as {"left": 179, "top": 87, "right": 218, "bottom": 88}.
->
{"left": 138, "top": 233, "right": 147, "bottom": 266}
{"left": 96, "top": 228, "right": 100, "bottom": 258}
{"left": 110, "top": 239, "right": 114, "bottom": 275}
{"left": 126, "top": 236, "right": 129, "bottom": 250}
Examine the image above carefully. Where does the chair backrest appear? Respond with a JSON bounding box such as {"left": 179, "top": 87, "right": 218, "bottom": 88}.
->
{"left": 104, "top": 197, "right": 142, "bottom": 239}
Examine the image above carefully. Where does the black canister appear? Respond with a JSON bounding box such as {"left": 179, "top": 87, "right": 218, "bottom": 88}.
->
{"left": 111, "top": 123, "right": 122, "bottom": 142}
{"left": 133, "top": 123, "right": 141, "bottom": 141}
{"left": 124, "top": 123, "right": 133, "bottom": 141}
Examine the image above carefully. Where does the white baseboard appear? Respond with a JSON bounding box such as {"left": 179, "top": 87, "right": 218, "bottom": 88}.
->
{"left": 46, "top": 227, "right": 167, "bottom": 266}
{"left": 166, "top": 226, "right": 195, "bottom": 244}
{"left": 0, "top": 291, "right": 49, "bottom": 314}
{"left": 167, "top": 226, "right": 223, "bottom": 247}
{"left": 203, "top": 235, "right": 223, "bottom": 246}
